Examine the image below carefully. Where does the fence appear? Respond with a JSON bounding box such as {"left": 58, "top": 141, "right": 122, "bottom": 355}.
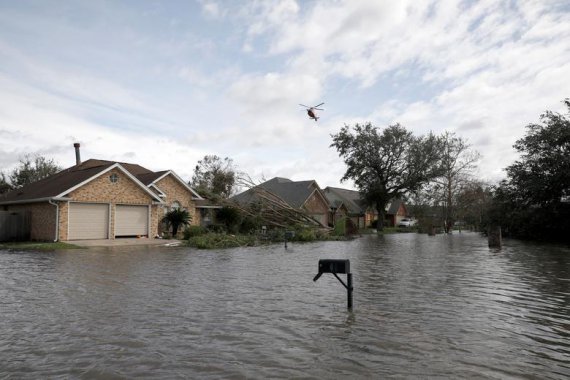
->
{"left": 0, "top": 211, "right": 31, "bottom": 242}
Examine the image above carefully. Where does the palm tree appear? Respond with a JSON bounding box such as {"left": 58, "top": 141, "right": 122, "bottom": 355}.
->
{"left": 162, "top": 209, "right": 191, "bottom": 237}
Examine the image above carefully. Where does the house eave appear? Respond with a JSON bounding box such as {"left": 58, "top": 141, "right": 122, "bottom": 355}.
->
{"left": 0, "top": 197, "right": 72, "bottom": 206}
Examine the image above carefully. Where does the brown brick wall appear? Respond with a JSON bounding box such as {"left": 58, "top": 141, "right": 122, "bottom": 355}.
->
{"left": 64, "top": 168, "right": 158, "bottom": 239}
{"left": 7, "top": 202, "right": 57, "bottom": 241}
{"left": 155, "top": 174, "right": 198, "bottom": 230}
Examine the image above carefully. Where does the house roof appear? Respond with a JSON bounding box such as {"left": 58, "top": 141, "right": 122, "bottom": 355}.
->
{"left": 0, "top": 158, "right": 200, "bottom": 205}
{"left": 386, "top": 199, "right": 405, "bottom": 215}
{"left": 323, "top": 187, "right": 366, "bottom": 214}
{"left": 231, "top": 177, "right": 325, "bottom": 209}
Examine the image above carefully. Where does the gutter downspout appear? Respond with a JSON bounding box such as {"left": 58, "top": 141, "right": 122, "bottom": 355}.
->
{"left": 48, "top": 199, "right": 59, "bottom": 242}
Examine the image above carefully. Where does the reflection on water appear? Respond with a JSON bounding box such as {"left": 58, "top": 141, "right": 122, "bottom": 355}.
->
{"left": 1, "top": 233, "right": 569, "bottom": 378}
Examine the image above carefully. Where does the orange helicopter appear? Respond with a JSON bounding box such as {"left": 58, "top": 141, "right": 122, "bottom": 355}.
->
{"left": 299, "top": 102, "right": 324, "bottom": 121}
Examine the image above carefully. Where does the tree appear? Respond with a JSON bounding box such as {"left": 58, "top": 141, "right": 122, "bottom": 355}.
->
{"left": 504, "top": 99, "right": 570, "bottom": 206}
{"left": 490, "top": 99, "right": 570, "bottom": 242}
{"left": 454, "top": 181, "right": 492, "bottom": 231}
{"left": 331, "top": 123, "right": 443, "bottom": 230}
{"left": 0, "top": 172, "right": 12, "bottom": 195}
{"left": 9, "top": 154, "right": 61, "bottom": 189}
{"left": 162, "top": 209, "right": 191, "bottom": 237}
{"left": 430, "top": 132, "right": 481, "bottom": 232}
{"left": 191, "top": 155, "right": 238, "bottom": 199}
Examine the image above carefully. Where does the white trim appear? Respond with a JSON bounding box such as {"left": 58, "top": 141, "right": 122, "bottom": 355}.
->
{"left": 48, "top": 200, "right": 59, "bottom": 242}
{"left": 148, "top": 204, "right": 151, "bottom": 237}
{"left": 151, "top": 171, "right": 204, "bottom": 199}
{"left": 108, "top": 203, "right": 112, "bottom": 239}
{"left": 149, "top": 183, "right": 166, "bottom": 197}
{"left": 0, "top": 196, "right": 72, "bottom": 206}
{"left": 56, "top": 163, "right": 162, "bottom": 202}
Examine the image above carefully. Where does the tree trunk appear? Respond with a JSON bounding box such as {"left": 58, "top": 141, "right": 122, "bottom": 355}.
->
{"left": 376, "top": 204, "right": 385, "bottom": 231}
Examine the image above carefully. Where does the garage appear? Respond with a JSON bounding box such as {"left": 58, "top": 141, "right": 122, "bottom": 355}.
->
{"left": 115, "top": 205, "right": 149, "bottom": 237}
{"left": 68, "top": 203, "right": 109, "bottom": 240}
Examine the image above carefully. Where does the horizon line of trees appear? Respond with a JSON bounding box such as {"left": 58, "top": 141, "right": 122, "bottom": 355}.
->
{"left": 2, "top": 98, "right": 568, "bottom": 243}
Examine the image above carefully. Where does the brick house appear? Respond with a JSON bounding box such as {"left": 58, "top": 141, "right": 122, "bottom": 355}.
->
{"left": 323, "top": 187, "right": 408, "bottom": 228}
{"left": 0, "top": 154, "right": 203, "bottom": 241}
{"left": 231, "top": 177, "right": 330, "bottom": 227}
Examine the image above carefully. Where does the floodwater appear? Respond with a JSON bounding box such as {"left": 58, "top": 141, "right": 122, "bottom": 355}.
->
{"left": 1, "top": 233, "right": 569, "bottom": 379}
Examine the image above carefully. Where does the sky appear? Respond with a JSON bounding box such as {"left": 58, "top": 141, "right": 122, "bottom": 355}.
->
{"left": 0, "top": 0, "right": 569, "bottom": 191}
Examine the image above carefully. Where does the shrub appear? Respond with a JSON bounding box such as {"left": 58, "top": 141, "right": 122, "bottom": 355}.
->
{"left": 187, "top": 233, "right": 256, "bottom": 249}
{"left": 183, "top": 225, "right": 207, "bottom": 239}
{"left": 294, "top": 228, "right": 316, "bottom": 242}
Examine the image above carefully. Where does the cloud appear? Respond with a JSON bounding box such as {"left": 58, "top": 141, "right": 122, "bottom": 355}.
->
{"left": 1, "top": 0, "right": 569, "bottom": 190}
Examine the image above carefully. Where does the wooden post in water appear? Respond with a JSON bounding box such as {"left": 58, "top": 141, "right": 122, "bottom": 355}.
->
{"left": 488, "top": 226, "right": 502, "bottom": 248}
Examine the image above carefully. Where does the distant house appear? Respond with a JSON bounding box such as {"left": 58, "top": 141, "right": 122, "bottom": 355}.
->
{"left": 385, "top": 199, "right": 408, "bottom": 227}
{"left": 0, "top": 146, "right": 204, "bottom": 241}
{"left": 323, "top": 187, "right": 367, "bottom": 228}
{"left": 231, "top": 177, "right": 330, "bottom": 227}
{"left": 323, "top": 187, "right": 408, "bottom": 228}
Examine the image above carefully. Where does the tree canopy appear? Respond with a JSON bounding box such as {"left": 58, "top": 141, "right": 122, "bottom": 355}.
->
{"left": 428, "top": 132, "right": 481, "bottom": 232}
{"left": 191, "top": 155, "right": 238, "bottom": 199}
{"left": 2, "top": 154, "right": 61, "bottom": 191}
{"left": 490, "top": 99, "right": 570, "bottom": 242}
{"left": 504, "top": 99, "right": 570, "bottom": 206}
{"left": 330, "top": 123, "right": 443, "bottom": 230}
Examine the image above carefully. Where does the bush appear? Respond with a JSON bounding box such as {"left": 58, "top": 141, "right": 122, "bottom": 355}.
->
{"left": 183, "top": 225, "right": 207, "bottom": 239}
{"left": 239, "top": 216, "right": 261, "bottom": 234}
{"left": 187, "top": 233, "right": 256, "bottom": 249}
{"left": 294, "top": 228, "right": 316, "bottom": 242}
{"left": 206, "top": 224, "right": 226, "bottom": 233}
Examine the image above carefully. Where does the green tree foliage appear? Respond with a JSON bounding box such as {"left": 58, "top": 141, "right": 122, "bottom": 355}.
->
{"left": 191, "top": 155, "right": 238, "bottom": 199}
{"left": 215, "top": 206, "right": 241, "bottom": 233}
{"left": 8, "top": 154, "right": 61, "bottom": 189}
{"left": 491, "top": 99, "right": 570, "bottom": 241}
{"left": 162, "top": 209, "right": 191, "bottom": 237}
{"left": 331, "top": 123, "right": 443, "bottom": 230}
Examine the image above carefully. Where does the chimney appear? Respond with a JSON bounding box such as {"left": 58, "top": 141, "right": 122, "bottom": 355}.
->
{"left": 73, "top": 143, "right": 81, "bottom": 165}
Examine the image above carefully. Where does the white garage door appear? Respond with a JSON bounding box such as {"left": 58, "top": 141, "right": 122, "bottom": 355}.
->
{"left": 115, "top": 205, "right": 148, "bottom": 237}
{"left": 68, "top": 203, "right": 109, "bottom": 240}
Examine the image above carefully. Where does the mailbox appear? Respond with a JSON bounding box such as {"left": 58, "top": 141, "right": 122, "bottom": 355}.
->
{"left": 313, "top": 259, "right": 353, "bottom": 309}
{"left": 284, "top": 230, "right": 295, "bottom": 239}
{"left": 318, "top": 259, "right": 350, "bottom": 274}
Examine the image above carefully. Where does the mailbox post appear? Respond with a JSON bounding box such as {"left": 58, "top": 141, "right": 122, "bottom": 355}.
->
{"left": 284, "top": 230, "right": 295, "bottom": 249}
{"left": 313, "top": 259, "right": 353, "bottom": 310}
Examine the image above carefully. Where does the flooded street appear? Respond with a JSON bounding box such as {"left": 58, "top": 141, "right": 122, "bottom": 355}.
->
{"left": 1, "top": 232, "right": 569, "bottom": 379}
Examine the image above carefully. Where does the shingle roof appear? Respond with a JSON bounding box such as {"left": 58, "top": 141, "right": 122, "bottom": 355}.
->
{"left": 231, "top": 177, "right": 324, "bottom": 209}
{"left": 136, "top": 170, "right": 169, "bottom": 185}
{"left": 323, "top": 187, "right": 365, "bottom": 214}
{"left": 0, "top": 159, "right": 161, "bottom": 204}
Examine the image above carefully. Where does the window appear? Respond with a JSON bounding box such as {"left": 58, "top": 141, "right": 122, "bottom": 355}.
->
{"left": 171, "top": 201, "right": 181, "bottom": 211}
{"left": 110, "top": 173, "right": 119, "bottom": 183}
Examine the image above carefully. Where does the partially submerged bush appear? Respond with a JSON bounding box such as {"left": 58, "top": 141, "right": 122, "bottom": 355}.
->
{"left": 187, "top": 233, "right": 256, "bottom": 249}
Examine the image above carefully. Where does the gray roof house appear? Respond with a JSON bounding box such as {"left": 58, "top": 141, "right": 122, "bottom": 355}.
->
{"left": 231, "top": 177, "right": 331, "bottom": 227}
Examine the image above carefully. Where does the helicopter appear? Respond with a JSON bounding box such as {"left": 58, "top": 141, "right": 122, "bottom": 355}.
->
{"left": 299, "top": 102, "right": 324, "bottom": 121}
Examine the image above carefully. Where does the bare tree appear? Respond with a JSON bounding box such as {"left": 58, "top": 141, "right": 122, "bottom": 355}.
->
{"left": 431, "top": 132, "right": 481, "bottom": 233}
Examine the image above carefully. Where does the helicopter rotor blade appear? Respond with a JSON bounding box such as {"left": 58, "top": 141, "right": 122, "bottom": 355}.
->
{"left": 313, "top": 108, "right": 324, "bottom": 111}
{"left": 299, "top": 104, "right": 310, "bottom": 108}
{"left": 313, "top": 102, "right": 325, "bottom": 108}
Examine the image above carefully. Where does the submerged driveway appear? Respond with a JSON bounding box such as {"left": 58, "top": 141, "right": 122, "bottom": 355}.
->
{"left": 71, "top": 238, "right": 181, "bottom": 247}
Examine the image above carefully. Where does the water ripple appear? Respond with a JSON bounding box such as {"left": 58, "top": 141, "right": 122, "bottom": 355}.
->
{"left": 1, "top": 233, "right": 569, "bottom": 378}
